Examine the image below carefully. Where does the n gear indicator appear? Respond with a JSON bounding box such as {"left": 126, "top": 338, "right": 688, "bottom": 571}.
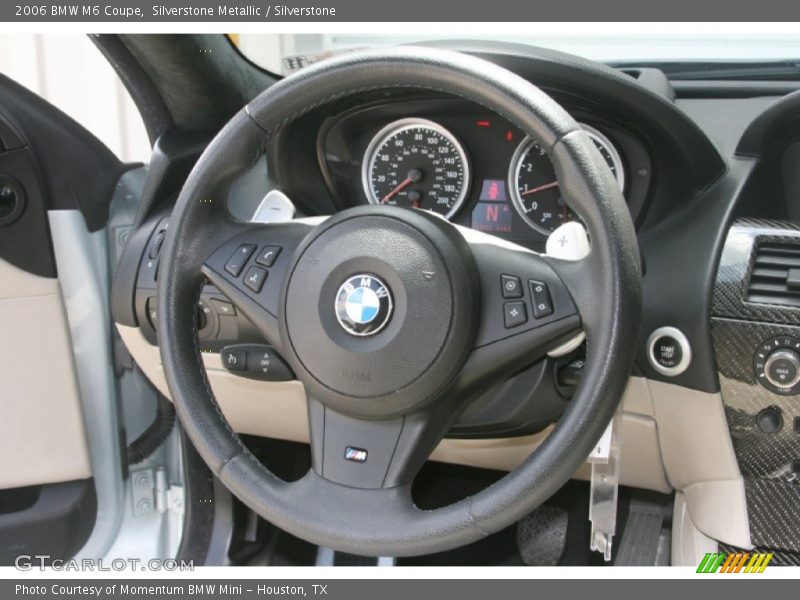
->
{"left": 472, "top": 179, "right": 512, "bottom": 233}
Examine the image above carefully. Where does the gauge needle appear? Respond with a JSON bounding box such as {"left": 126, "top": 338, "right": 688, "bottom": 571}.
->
{"left": 381, "top": 169, "right": 423, "bottom": 204}
{"left": 381, "top": 177, "right": 413, "bottom": 203}
{"left": 521, "top": 181, "right": 559, "bottom": 196}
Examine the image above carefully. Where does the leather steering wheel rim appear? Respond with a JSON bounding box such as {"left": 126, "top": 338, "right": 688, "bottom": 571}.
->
{"left": 157, "top": 46, "right": 641, "bottom": 557}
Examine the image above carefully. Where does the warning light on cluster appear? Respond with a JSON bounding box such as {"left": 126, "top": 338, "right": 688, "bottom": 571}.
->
{"left": 479, "top": 179, "right": 508, "bottom": 202}
{"left": 476, "top": 120, "right": 491, "bottom": 128}
{"left": 506, "top": 130, "right": 514, "bottom": 142}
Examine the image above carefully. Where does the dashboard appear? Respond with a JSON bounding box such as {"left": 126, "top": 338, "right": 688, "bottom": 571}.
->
{"left": 317, "top": 98, "right": 651, "bottom": 249}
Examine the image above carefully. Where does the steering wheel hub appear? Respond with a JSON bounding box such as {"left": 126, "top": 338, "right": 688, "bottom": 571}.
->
{"left": 281, "top": 207, "right": 479, "bottom": 418}
{"left": 334, "top": 273, "right": 394, "bottom": 337}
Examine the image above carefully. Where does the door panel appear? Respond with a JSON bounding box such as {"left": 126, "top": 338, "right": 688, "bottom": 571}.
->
{"left": 0, "top": 258, "right": 93, "bottom": 489}
{"left": 0, "top": 65, "right": 124, "bottom": 562}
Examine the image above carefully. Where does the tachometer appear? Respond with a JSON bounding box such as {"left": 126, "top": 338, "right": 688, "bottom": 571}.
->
{"left": 509, "top": 124, "right": 625, "bottom": 234}
{"left": 362, "top": 118, "right": 470, "bottom": 219}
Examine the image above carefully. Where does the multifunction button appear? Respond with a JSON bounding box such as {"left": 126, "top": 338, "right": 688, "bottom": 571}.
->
{"left": 529, "top": 280, "right": 553, "bottom": 318}
{"left": 224, "top": 244, "right": 256, "bottom": 277}
{"left": 500, "top": 274, "right": 557, "bottom": 329}
{"left": 210, "top": 298, "right": 236, "bottom": 316}
{"left": 223, "top": 243, "right": 283, "bottom": 297}
{"left": 255, "top": 245, "right": 282, "bottom": 267}
{"left": 220, "top": 344, "right": 294, "bottom": 381}
{"left": 501, "top": 274, "right": 523, "bottom": 299}
{"left": 504, "top": 301, "right": 528, "bottom": 328}
{"left": 243, "top": 266, "right": 268, "bottom": 293}
{"left": 221, "top": 348, "right": 247, "bottom": 371}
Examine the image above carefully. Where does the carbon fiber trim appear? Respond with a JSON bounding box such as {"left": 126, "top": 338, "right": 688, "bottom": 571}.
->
{"left": 719, "top": 543, "right": 800, "bottom": 567}
{"left": 712, "top": 218, "right": 800, "bottom": 324}
{"left": 711, "top": 219, "right": 800, "bottom": 555}
{"left": 712, "top": 322, "right": 800, "bottom": 480}
{"left": 711, "top": 319, "right": 800, "bottom": 552}
{"left": 745, "top": 478, "right": 800, "bottom": 552}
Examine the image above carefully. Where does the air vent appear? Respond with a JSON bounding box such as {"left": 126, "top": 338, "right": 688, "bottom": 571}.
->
{"left": 747, "top": 242, "right": 800, "bottom": 307}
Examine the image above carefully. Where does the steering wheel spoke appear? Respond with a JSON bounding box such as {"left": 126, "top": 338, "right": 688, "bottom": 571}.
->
{"left": 307, "top": 395, "right": 456, "bottom": 490}
{"left": 201, "top": 221, "right": 314, "bottom": 349}
{"left": 449, "top": 227, "right": 582, "bottom": 395}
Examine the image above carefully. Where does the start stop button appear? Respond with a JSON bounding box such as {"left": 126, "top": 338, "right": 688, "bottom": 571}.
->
{"left": 647, "top": 327, "right": 692, "bottom": 377}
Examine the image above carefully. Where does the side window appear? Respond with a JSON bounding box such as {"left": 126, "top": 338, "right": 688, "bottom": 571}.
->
{"left": 0, "top": 34, "right": 151, "bottom": 163}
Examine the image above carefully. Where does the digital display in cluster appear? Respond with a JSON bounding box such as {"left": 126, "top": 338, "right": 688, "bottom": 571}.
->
{"left": 472, "top": 180, "right": 512, "bottom": 233}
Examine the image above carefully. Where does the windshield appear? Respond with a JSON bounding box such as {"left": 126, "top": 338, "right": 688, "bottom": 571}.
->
{"left": 232, "top": 25, "right": 800, "bottom": 77}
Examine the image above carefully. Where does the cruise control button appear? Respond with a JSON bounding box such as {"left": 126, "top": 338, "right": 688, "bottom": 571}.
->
{"left": 529, "top": 280, "right": 553, "bottom": 318}
{"left": 243, "top": 266, "right": 268, "bottom": 293}
{"left": 255, "top": 245, "right": 282, "bottom": 267}
{"left": 224, "top": 244, "right": 256, "bottom": 277}
{"left": 210, "top": 298, "right": 236, "bottom": 316}
{"left": 501, "top": 274, "right": 523, "bottom": 299}
{"left": 250, "top": 348, "right": 294, "bottom": 381}
{"left": 221, "top": 349, "right": 247, "bottom": 371}
{"left": 504, "top": 301, "right": 528, "bottom": 328}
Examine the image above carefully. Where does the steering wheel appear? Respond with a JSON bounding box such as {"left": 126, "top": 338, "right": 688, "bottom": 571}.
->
{"left": 157, "top": 47, "right": 641, "bottom": 557}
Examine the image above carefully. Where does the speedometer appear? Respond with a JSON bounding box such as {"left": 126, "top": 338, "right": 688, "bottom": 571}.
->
{"left": 509, "top": 124, "right": 625, "bottom": 234}
{"left": 362, "top": 118, "right": 470, "bottom": 219}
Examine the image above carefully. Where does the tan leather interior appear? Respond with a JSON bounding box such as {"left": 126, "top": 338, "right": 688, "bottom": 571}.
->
{"left": 0, "top": 258, "right": 92, "bottom": 489}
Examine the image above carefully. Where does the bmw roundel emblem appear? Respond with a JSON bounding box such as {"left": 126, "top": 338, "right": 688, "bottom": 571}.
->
{"left": 335, "top": 274, "right": 393, "bottom": 337}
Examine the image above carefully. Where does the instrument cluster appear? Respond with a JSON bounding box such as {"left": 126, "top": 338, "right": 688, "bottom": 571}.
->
{"left": 320, "top": 99, "right": 651, "bottom": 248}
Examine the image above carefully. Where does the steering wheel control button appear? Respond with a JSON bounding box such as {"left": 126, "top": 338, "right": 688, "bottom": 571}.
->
{"left": 504, "top": 301, "right": 528, "bottom": 328}
{"left": 221, "top": 349, "right": 247, "bottom": 371}
{"left": 220, "top": 345, "right": 294, "bottom": 381}
{"left": 148, "top": 229, "right": 166, "bottom": 260}
{"left": 145, "top": 296, "right": 158, "bottom": 329}
{"left": 529, "top": 280, "right": 553, "bottom": 318}
{"left": 224, "top": 244, "right": 256, "bottom": 277}
{"left": 255, "top": 245, "right": 282, "bottom": 268}
{"left": 335, "top": 274, "right": 393, "bottom": 337}
{"left": 501, "top": 274, "right": 523, "bottom": 299}
{"left": 756, "top": 407, "right": 783, "bottom": 434}
{"left": 210, "top": 298, "right": 236, "bottom": 316}
{"left": 754, "top": 337, "right": 800, "bottom": 395}
{"left": 243, "top": 266, "right": 268, "bottom": 293}
{"left": 647, "top": 326, "right": 692, "bottom": 377}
